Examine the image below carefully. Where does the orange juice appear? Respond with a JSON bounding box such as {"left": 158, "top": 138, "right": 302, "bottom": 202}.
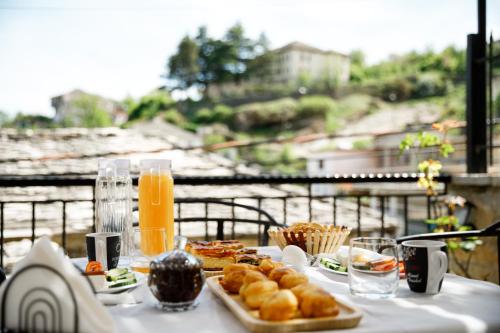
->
{"left": 138, "top": 160, "right": 174, "bottom": 254}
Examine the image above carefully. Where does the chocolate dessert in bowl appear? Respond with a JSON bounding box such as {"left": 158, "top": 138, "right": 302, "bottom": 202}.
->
{"left": 148, "top": 236, "right": 205, "bottom": 312}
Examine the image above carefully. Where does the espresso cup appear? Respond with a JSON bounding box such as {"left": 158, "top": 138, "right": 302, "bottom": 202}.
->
{"left": 86, "top": 232, "right": 121, "bottom": 270}
{"left": 402, "top": 240, "right": 448, "bottom": 294}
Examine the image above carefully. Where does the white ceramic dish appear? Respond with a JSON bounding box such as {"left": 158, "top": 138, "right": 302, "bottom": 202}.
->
{"left": 90, "top": 271, "right": 147, "bottom": 294}
{"left": 318, "top": 262, "right": 348, "bottom": 276}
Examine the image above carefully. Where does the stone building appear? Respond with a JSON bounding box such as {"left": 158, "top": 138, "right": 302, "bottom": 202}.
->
{"left": 51, "top": 89, "right": 128, "bottom": 126}
{"left": 270, "top": 41, "right": 350, "bottom": 85}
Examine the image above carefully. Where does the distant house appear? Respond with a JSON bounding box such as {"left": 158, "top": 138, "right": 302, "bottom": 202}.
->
{"left": 206, "top": 41, "right": 350, "bottom": 99}
{"left": 270, "top": 41, "right": 350, "bottom": 86}
{"left": 51, "top": 89, "right": 128, "bottom": 126}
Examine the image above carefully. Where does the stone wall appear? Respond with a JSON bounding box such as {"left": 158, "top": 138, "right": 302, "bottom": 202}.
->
{"left": 449, "top": 174, "right": 500, "bottom": 284}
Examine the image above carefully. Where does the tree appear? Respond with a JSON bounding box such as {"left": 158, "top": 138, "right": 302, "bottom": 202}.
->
{"left": 166, "top": 23, "right": 272, "bottom": 97}
{"left": 349, "top": 50, "right": 366, "bottom": 83}
{"left": 127, "top": 90, "right": 175, "bottom": 121}
{"left": 168, "top": 36, "right": 200, "bottom": 90}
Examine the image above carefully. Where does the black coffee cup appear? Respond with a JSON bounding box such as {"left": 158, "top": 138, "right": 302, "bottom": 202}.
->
{"left": 402, "top": 240, "right": 448, "bottom": 294}
{"left": 86, "top": 232, "right": 121, "bottom": 270}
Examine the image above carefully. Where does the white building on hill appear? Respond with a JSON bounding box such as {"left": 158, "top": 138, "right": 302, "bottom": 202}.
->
{"left": 270, "top": 41, "right": 350, "bottom": 85}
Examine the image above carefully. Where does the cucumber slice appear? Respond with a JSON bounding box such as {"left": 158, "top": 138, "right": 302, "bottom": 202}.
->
{"left": 108, "top": 277, "right": 137, "bottom": 288}
{"left": 114, "top": 273, "right": 135, "bottom": 281}
{"left": 106, "top": 268, "right": 129, "bottom": 281}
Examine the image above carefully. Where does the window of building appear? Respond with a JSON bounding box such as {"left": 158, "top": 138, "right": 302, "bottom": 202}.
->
{"left": 318, "top": 159, "right": 324, "bottom": 169}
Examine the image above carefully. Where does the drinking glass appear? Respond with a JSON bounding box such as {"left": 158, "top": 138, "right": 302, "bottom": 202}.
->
{"left": 130, "top": 227, "right": 168, "bottom": 274}
{"left": 348, "top": 237, "right": 399, "bottom": 299}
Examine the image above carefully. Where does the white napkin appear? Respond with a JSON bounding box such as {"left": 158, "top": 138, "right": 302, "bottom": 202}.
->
{"left": 0, "top": 237, "right": 115, "bottom": 333}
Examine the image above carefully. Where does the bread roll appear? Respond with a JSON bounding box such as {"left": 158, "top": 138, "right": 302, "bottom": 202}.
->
{"left": 223, "top": 263, "right": 257, "bottom": 276}
{"left": 260, "top": 290, "right": 299, "bottom": 321}
{"left": 220, "top": 270, "right": 251, "bottom": 294}
{"left": 258, "top": 259, "right": 284, "bottom": 276}
{"left": 279, "top": 273, "right": 308, "bottom": 289}
{"left": 239, "top": 271, "right": 268, "bottom": 299}
{"left": 268, "top": 267, "right": 295, "bottom": 283}
{"left": 300, "top": 290, "right": 339, "bottom": 318}
{"left": 242, "top": 280, "right": 279, "bottom": 309}
{"left": 290, "top": 283, "right": 322, "bottom": 302}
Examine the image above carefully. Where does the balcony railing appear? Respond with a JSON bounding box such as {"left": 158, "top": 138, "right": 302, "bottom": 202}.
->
{"left": 0, "top": 173, "right": 452, "bottom": 267}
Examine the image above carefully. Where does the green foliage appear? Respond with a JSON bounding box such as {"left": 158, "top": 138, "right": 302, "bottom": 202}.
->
{"left": 193, "top": 104, "right": 235, "bottom": 124}
{"left": 246, "top": 144, "right": 305, "bottom": 175}
{"left": 0, "top": 110, "right": 9, "bottom": 127}
{"left": 234, "top": 98, "right": 298, "bottom": 130}
{"left": 379, "top": 77, "right": 413, "bottom": 102}
{"left": 325, "top": 110, "right": 340, "bottom": 133}
{"left": 167, "top": 23, "right": 272, "bottom": 94}
{"left": 6, "top": 113, "right": 55, "bottom": 129}
{"left": 64, "top": 95, "right": 112, "bottom": 128}
{"left": 168, "top": 36, "right": 200, "bottom": 89}
{"left": 194, "top": 108, "right": 213, "bottom": 123}
{"left": 297, "top": 95, "right": 336, "bottom": 117}
{"left": 163, "top": 109, "right": 185, "bottom": 126}
{"left": 352, "top": 46, "right": 463, "bottom": 102}
{"left": 128, "top": 90, "right": 175, "bottom": 121}
{"left": 203, "top": 133, "right": 226, "bottom": 146}
{"left": 352, "top": 139, "right": 372, "bottom": 150}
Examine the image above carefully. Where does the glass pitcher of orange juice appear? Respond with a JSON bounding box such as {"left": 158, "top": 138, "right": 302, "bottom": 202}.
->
{"left": 138, "top": 159, "right": 174, "bottom": 255}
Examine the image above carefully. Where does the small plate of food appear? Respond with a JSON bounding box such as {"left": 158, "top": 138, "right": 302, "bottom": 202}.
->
{"left": 84, "top": 261, "right": 146, "bottom": 294}
{"left": 318, "top": 257, "right": 348, "bottom": 276}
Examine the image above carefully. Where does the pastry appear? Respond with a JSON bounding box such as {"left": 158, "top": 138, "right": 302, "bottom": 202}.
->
{"left": 290, "top": 283, "right": 322, "bottom": 302}
{"left": 259, "top": 290, "right": 299, "bottom": 321}
{"left": 242, "top": 280, "right": 279, "bottom": 309}
{"left": 235, "top": 254, "right": 272, "bottom": 265}
{"left": 220, "top": 270, "right": 251, "bottom": 294}
{"left": 278, "top": 272, "right": 308, "bottom": 289}
{"left": 258, "top": 259, "right": 284, "bottom": 276}
{"left": 239, "top": 271, "right": 268, "bottom": 299}
{"left": 300, "top": 290, "right": 339, "bottom": 318}
{"left": 223, "top": 263, "right": 257, "bottom": 276}
{"left": 268, "top": 267, "right": 295, "bottom": 283}
{"left": 186, "top": 240, "right": 245, "bottom": 271}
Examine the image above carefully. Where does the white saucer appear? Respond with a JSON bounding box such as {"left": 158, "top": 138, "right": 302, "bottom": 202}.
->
{"left": 95, "top": 272, "right": 147, "bottom": 294}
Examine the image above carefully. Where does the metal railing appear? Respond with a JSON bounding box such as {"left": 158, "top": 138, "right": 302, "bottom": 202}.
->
{"left": 0, "top": 173, "right": 451, "bottom": 267}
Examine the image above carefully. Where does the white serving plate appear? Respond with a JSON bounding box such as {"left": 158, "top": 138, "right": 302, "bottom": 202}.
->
{"left": 89, "top": 271, "right": 147, "bottom": 294}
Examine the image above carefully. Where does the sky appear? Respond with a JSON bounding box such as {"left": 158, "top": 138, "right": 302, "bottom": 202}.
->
{"left": 0, "top": 0, "right": 499, "bottom": 116}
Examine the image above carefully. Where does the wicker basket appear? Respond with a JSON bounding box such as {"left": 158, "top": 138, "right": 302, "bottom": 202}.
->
{"left": 268, "top": 223, "right": 351, "bottom": 256}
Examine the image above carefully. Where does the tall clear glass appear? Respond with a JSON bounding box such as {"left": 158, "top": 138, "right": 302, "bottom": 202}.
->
{"left": 95, "top": 159, "right": 133, "bottom": 257}
{"left": 348, "top": 237, "right": 399, "bottom": 299}
{"left": 138, "top": 159, "right": 175, "bottom": 252}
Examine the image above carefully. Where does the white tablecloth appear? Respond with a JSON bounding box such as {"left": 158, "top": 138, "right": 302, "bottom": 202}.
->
{"left": 80, "top": 246, "right": 500, "bottom": 333}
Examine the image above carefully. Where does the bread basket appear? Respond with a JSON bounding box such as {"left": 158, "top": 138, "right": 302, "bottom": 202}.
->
{"left": 268, "top": 222, "right": 351, "bottom": 256}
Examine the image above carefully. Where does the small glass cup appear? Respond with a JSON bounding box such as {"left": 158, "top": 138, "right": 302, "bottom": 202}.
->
{"left": 130, "top": 227, "right": 168, "bottom": 274}
{"left": 348, "top": 237, "right": 399, "bottom": 299}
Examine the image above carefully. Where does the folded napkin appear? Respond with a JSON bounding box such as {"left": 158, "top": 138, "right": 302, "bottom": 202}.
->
{"left": 0, "top": 237, "right": 115, "bottom": 333}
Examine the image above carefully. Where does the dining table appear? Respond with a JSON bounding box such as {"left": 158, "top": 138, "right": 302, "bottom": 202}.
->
{"left": 75, "top": 246, "right": 500, "bottom": 333}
